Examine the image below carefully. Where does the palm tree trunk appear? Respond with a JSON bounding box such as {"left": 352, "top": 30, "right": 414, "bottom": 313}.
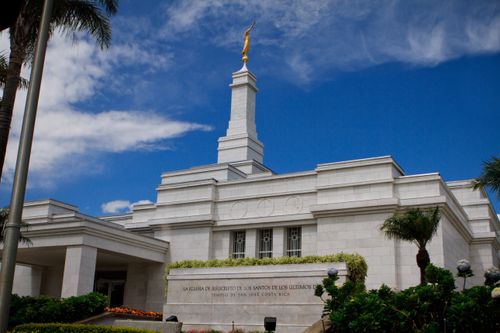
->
{"left": 0, "top": 15, "right": 28, "bottom": 183}
{"left": 0, "top": 48, "right": 25, "bottom": 182}
{"left": 416, "top": 248, "right": 430, "bottom": 285}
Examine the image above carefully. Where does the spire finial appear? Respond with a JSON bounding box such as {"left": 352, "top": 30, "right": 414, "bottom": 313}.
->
{"left": 242, "top": 21, "right": 256, "bottom": 64}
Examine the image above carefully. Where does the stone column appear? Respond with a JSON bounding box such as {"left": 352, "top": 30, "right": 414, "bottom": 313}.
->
{"left": 273, "top": 227, "right": 285, "bottom": 257}
{"left": 145, "top": 263, "right": 166, "bottom": 312}
{"left": 61, "top": 245, "right": 97, "bottom": 297}
{"left": 124, "top": 263, "right": 147, "bottom": 310}
{"left": 12, "top": 265, "right": 42, "bottom": 296}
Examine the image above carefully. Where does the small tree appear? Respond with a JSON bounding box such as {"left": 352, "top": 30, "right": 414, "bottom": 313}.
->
{"left": 380, "top": 206, "right": 441, "bottom": 285}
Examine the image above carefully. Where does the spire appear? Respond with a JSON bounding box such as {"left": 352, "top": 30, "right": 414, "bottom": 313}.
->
{"left": 217, "top": 65, "right": 264, "bottom": 164}
{"left": 217, "top": 23, "right": 264, "bottom": 165}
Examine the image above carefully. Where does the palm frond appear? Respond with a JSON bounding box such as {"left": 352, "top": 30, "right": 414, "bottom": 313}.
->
{"left": 95, "top": 0, "right": 118, "bottom": 15}
{"left": 1, "top": 51, "right": 29, "bottom": 89}
{"left": 52, "top": 0, "right": 116, "bottom": 49}
{"left": 380, "top": 207, "right": 441, "bottom": 249}
{"left": 474, "top": 156, "right": 500, "bottom": 198}
{"left": 21, "top": 0, "right": 117, "bottom": 57}
{"left": 0, "top": 208, "right": 32, "bottom": 246}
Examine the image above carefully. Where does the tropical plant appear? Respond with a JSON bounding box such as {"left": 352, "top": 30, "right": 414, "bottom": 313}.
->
{"left": 1, "top": 52, "right": 29, "bottom": 106}
{"left": 380, "top": 206, "right": 441, "bottom": 285}
{"left": 474, "top": 156, "right": 500, "bottom": 198}
{"left": 0, "top": 0, "right": 118, "bottom": 182}
{"left": 0, "top": 52, "right": 28, "bottom": 91}
{"left": 315, "top": 264, "right": 500, "bottom": 333}
{"left": 0, "top": 207, "right": 31, "bottom": 245}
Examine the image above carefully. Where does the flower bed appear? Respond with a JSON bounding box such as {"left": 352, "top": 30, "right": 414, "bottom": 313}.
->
{"left": 13, "top": 323, "right": 157, "bottom": 333}
{"left": 105, "top": 307, "right": 162, "bottom": 321}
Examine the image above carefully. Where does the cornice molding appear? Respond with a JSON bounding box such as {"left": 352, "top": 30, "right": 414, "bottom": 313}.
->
{"left": 310, "top": 198, "right": 399, "bottom": 218}
{"left": 19, "top": 220, "right": 169, "bottom": 255}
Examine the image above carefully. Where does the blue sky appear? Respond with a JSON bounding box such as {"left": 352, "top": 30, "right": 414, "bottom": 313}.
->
{"left": 0, "top": 0, "right": 499, "bottom": 216}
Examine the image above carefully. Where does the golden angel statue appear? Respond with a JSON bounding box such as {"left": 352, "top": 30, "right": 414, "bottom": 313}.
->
{"left": 242, "top": 21, "right": 256, "bottom": 63}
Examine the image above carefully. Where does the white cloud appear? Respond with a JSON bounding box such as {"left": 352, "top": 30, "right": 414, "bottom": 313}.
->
{"left": 101, "top": 199, "right": 153, "bottom": 214}
{"left": 1, "top": 33, "right": 211, "bottom": 187}
{"left": 101, "top": 200, "right": 131, "bottom": 214}
{"left": 160, "top": 0, "right": 500, "bottom": 83}
{"left": 106, "top": 43, "right": 173, "bottom": 71}
{"left": 133, "top": 200, "right": 153, "bottom": 206}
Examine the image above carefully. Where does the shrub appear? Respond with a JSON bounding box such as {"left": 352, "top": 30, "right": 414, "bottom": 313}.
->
{"left": 166, "top": 253, "right": 368, "bottom": 284}
{"left": 446, "top": 286, "right": 500, "bottom": 332}
{"left": 315, "top": 264, "right": 500, "bottom": 332}
{"left": 12, "top": 323, "right": 156, "bottom": 333}
{"left": 9, "top": 292, "right": 107, "bottom": 329}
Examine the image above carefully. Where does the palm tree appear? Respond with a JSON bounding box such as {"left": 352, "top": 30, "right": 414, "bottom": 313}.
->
{"left": 0, "top": 0, "right": 118, "bottom": 182}
{"left": 1, "top": 52, "right": 29, "bottom": 104}
{"left": 0, "top": 208, "right": 31, "bottom": 245}
{"left": 474, "top": 156, "right": 500, "bottom": 198}
{"left": 380, "top": 206, "right": 441, "bottom": 285}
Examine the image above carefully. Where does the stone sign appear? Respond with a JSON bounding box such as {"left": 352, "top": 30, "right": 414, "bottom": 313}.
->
{"left": 164, "top": 263, "right": 348, "bottom": 333}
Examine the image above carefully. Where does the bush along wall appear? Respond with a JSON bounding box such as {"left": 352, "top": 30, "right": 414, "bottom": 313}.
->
{"left": 315, "top": 264, "right": 500, "bottom": 333}
{"left": 8, "top": 292, "right": 107, "bottom": 330}
{"left": 166, "top": 253, "right": 368, "bottom": 284}
{"left": 12, "top": 323, "right": 157, "bottom": 333}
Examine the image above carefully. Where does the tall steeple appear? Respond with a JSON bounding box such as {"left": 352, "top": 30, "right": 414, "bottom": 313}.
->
{"left": 217, "top": 22, "right": 264, "bottom": 165}
{"left": 217, "top": 65, "right": 264, "bottom": 164}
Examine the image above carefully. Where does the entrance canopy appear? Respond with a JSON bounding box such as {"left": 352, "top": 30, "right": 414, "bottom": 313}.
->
{"left": 1, "top": 199, "right": 168, "bottom": 311}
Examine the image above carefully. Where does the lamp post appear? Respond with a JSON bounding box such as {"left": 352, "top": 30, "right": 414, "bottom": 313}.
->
{"left": 0, "top": 0, "right": 53, "bottom": 331}
{"left": 327, "top": 267, "right": 338, "bottom": 279}
{"left": 456, "top": 259, "right": 473, "bottom": 291}
{"left": 484, "top": 267, "right": 500, "bottom": 287}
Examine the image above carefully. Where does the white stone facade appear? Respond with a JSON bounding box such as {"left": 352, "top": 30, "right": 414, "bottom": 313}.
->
{"left": 5, "top": 199, "right": 168, "bottom": 311}
{"left": 5, "top": 64, "right": 499, "bottom": 315}
{"left": 165, "top": 263, "right": 348, "bottom": 333}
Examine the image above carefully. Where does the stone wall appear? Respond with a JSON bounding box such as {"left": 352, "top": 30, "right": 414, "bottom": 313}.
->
{"left": 164, "top": 263, "right": 347, "bottom": 333}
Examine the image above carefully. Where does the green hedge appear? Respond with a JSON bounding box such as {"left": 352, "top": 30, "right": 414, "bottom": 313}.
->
{"left": 166, "top": 253, "right": 368, "bottom": 283}
{"left": 12, "top": 323, "right": 157, "bottom": 333}
{"left": 9, "top": 292, "right": 107, "bottom": 329}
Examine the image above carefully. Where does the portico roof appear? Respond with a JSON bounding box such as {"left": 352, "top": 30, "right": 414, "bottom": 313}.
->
{"left": 1, "top": 199, "right": 169, "bottom": 266}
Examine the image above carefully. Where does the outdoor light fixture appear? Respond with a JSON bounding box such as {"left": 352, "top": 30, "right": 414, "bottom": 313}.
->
{"left": 264, "top": 317, "right": 277, "bottom": 332}
{"left": 456, "top": 259, "right": 473, "bottom": 290}
{"left": 456, "top": 259, "right": 471, "bottom": 274}
{"left": 327, "top": 267, "right": 338, "bottom": 279}
{"left": 484, "top": 267, "right": 500, "bottom": 286}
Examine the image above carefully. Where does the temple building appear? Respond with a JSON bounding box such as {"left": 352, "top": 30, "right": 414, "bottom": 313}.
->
{"left": 6, "top": 57, "right": 500, "bottom": 315}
